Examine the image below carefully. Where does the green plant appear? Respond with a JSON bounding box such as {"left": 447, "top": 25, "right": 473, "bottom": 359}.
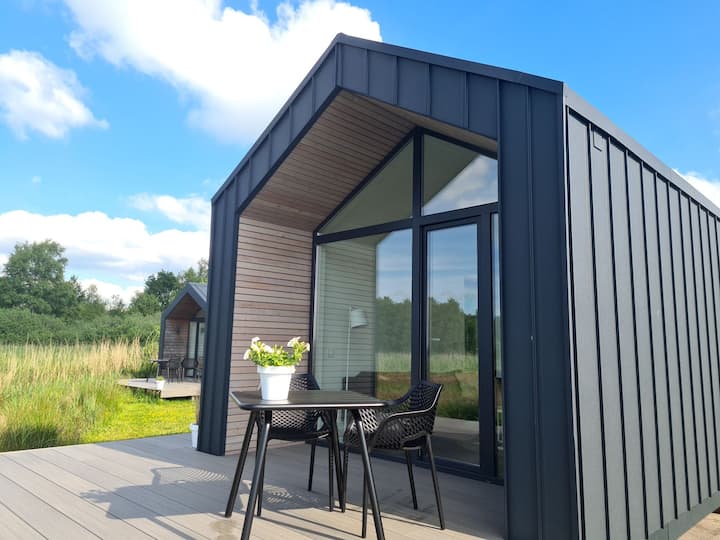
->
{"left": 243, "top": 336, "right": 310, "bottom": 367}
{"left": 0, "top": 341, "right": 194, "bottom": 452}
{"left": 156, "top": 376, "right": 164, "bottom": 381}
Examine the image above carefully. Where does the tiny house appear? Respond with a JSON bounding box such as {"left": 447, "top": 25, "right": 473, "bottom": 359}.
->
{"left": 198, "top": 35, "right": 720, "bottom": 539}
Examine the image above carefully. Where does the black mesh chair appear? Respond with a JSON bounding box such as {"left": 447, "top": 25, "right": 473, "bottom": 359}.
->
{"left": 342, "top": 381, "right": 444, "bottom": 537}
{"left": 166, "top": 355, "right": 183, "bottom": 381}
{"left": 181, "top": 356, "right": 199, "bottom": 380}
{"left": 253, "top": 373, "right": 343, "bottom": 517}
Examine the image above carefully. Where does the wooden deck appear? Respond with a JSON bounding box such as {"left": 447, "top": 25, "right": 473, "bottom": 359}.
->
{"left": 0, "top": 434, "right": 504, "bottom": 539}
{"left": 119, "top": 379, "right": 201, "bottom": 399}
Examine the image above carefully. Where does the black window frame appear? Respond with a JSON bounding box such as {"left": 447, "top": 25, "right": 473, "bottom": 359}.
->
{"left": 309, "top": 128, "right": 501, "bottom": 481}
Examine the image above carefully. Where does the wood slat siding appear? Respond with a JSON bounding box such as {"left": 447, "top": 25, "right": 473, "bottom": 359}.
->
{"left": 242, "top": 92, "right": 414, "bottom": 230}
{"left": 567, "top": 109, "right": 720, "bottom": 539}
{"left": 162, "top": 319, "right": 189, "bottom": 358}
{"left": 226, "top": 219, "right": 313, "bottom": 454}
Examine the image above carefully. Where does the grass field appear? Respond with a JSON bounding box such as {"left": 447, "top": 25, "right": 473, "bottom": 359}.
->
{"left": 0, "top": 341, "right": 194, "bottom": 452}
{"left": 377, "top": 352, "right": 480, "bottom": 420}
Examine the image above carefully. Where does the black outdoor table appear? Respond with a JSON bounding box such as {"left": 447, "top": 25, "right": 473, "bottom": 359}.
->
{"left": 224, "top": 390, "right": 388, "bottom": 540}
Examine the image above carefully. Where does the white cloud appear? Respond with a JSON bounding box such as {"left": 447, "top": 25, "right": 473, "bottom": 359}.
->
{"left": 0, "top": 209, "right": 209, "bottom": 301}
{"left": 128, "top": 193, "right": 211, "bottom": 231}
{"left": 78, "top": 278, "right": 142, "bottom": 305}
{"left": 0, "top": 50, "right": 108, "bottom": 139}
{"left": 62, "top": 0, "right": 381, "bottom": 143}
{"left": 676, "top": 170, "right": 720, "bottom": 209}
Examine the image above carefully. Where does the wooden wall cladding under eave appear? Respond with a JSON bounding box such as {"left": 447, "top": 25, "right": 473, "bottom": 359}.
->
{"left": 226, "top": 218, "right": 313, "bottom": 453}
{"left": 163, "top": 319, "right": 189, "bottom": 359}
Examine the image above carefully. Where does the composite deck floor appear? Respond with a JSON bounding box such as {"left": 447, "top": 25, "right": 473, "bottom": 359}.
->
{"left": 118, "top": 379, "right": 201, "bottom": 399}
{"left": 0, "top": 434, "right": 505, "bottom": 539}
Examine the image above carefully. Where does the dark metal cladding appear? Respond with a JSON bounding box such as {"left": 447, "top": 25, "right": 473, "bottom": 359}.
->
{"left": 565, "top": 88, "right": 720, "bottom": 539}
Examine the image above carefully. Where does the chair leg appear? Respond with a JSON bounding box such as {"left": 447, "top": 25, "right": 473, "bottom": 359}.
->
{"left": 308, "top": 440, "right": 316, "bottom": 491}
{"left": 425, "top": 434, "right": 445, "bottom": 530}
{"left": 327, "top": 440, "right": 334, "bottom": 512}
{"left": 342, "top": 446, "right": 349, "bottom": 512}
{"left": 361, "top": 475, "right": 368, "bottom": 539}
{"left": 404, "top": 449, "right": 418, "bottom": 510}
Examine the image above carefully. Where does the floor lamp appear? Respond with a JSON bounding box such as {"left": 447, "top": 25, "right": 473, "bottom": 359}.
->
{"left": 345, "top": 306, "right": 368, "bottom": 424}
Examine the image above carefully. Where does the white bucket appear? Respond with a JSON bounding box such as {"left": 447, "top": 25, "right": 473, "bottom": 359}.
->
{"left": 257, "top": 365, "right": 295, "bottom": 400}
{"left": 190, "top": 423, "right": 199, "bottom": 448}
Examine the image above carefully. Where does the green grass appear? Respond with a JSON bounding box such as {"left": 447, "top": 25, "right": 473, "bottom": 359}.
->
{"left": 0, "top": 341, "right": 194, "bottom": 452}
{"left": 82, "top": 390, "right": 194, "bottom": 443}
{"left": 376, "top": 352, "right": 480, "bottom": 421}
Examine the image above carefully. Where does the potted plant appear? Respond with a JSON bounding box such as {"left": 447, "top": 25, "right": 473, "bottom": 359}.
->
{"left": 154, "top": 376, "right": 165, "bottom": 391}
{"left": 244, "top": 336, "right": 310, "bottom": 400}
{"left": 190, "top": 396, "right": 200, "bottom": 449}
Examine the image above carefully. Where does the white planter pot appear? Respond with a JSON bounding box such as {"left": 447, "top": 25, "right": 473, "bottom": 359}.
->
{"left": 257, "top": 365, "right": 295, "bottom": 400}
{"left": 190, "top": 423, "right": 199, "bottom": 448}
{"left": 155, "top": 379, "right": 165, "bottom": 391}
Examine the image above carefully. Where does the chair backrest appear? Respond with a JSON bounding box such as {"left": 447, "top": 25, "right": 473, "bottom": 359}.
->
{"left": 404, "top": 380, "right": 443, "bottom": 435}
{"left": 289, "top": 372, "right": 320, "bottom": 391}
{"left": 270, "top": 373, "right": 325, "bottom": 436}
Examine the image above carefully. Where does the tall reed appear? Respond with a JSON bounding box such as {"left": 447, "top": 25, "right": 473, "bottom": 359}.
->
{"left": 0, "top": 341, "right": 147, "bottom": 451}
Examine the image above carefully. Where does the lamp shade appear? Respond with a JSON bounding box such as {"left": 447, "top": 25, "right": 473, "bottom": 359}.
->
{"left": 349, "top": 307, "right": 368, "bottom": 329}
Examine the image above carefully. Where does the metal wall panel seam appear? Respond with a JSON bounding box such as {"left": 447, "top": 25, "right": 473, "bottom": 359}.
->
{"left": 461, "top": 72, "right": 469, "bottom": 129}
{"left": 680, "top": 196, "right": 703, "bottom": 505}
{"left": 652, "top": 170, "right": 676, "bottom": 524}
{"left": 690, "top": 205, "right": 713, "bottom": 498}
{"left": 526, "top": 87, "right": 543, "bottom": 539}
{"left": 708, "top": 217, "right": 720, "bottom": 489}
{"left": 698, "top": 210, "right": 719, "bottom": 493}
{"left": 605, "top": 134, "right": 632, "bottom": 539}
{"left": 623, "top": 148, "right": 651, "bottom": 538}
{"left": 639, "top": 167, "right": 667, "bottom": 526}
{"left": 585, "top": 124, "right": 613, "bottom": 539}
{"left": 564, "top": 108, "right": 586, "bottom": 540}
{"left": 669, "top": 188, "right": 695, "bottom": 511}
{"left": 654, "top": 178, "right": 680, "bottom": 520}
{"left": 560, "top": 97, "right": 582, "bottom": 540}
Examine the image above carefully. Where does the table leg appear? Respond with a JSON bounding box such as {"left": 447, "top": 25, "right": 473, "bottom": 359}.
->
{"left": 241, "top": 410, "right": 272, "bottom": 540}
{"left": 329, "top": 415, "right": 344, "bottom": 512}
{"left": 225, "top": 411, "right": 258, "bottom": 517}
{"left": 351, "top": 410, "right": 384, "bottom": 540}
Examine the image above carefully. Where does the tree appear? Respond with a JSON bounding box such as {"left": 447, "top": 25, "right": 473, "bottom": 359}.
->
{"left": 0, "top": 240, "right": 80, "bottom": 317}
{"left": 128, "top": 291, "right": 161, "bottom": 316}
{"left": 77, "top": 283, "right": 107, "bottom": 319}
{"left": 178, "top": 258, "right": 208, "bottom": 285}
{"left": 144, "top": 270, "right": 181, "bottom": 309}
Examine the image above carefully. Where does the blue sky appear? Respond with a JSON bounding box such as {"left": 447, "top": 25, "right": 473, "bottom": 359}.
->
{"left": 0, "top": 0, "right": 718, "bottom": 301}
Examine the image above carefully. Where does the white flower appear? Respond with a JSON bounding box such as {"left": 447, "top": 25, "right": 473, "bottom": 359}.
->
{"left": 287, "top": 337, "right": 300, "bottom": 347}
{"left": 262, "top": 344, "right": 273, "bottom": 353}
{"left": 251, "top": 337, "right": 260, "bottom": 344}
{"left": 305, "top": 342, "right": 311, "bottom": 352}
{"left": 243, "top": 349, "right": 251, "bottom": 360}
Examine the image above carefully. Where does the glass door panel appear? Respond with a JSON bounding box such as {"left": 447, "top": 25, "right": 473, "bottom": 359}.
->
{"left": 426, "top": 224, "right": 479, "bottom": 465}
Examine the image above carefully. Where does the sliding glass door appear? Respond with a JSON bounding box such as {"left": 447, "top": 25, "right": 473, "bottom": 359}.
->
{"left": 424, "top": 214, "right": 501, "bottom": 477}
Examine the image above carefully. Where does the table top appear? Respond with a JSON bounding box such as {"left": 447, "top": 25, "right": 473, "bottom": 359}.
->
{"left": 230, "top": 390, "right": 387, "bottom": 410}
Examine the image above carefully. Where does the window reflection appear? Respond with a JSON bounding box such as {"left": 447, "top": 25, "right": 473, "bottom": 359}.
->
{"left": 423, "top": 135, "right": 498, "bottom": 215}
{"left": 314, "top": 230, "right": 412, "bottom": 397}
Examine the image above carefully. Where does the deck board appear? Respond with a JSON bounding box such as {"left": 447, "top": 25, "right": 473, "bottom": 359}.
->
{"left": 0, "top": 434, "right": 505, "bottom": 539}
{"left": 118, "top": 379, "right": 201, "bottom": 399}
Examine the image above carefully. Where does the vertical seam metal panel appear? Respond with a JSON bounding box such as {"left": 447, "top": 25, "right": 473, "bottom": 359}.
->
{"left": 526, "top": 87, "right": 543, "bottom": 538}
{"left": 640, "top": 167, "right": 667, "bottom": 526}
{"left": 565, "top": 107, "right": 586, "bottom": 540}
{"left": 624, "top": 149, "right": 651, "bottom": 537}
{"left": 585, "top": 126, "right": 612, "bottom": 539}
{"left": 707, "top": 215, "right": 720, "bottom": 490}
{"left": 605, "top": 136, "right": 632, "bottom": 539}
